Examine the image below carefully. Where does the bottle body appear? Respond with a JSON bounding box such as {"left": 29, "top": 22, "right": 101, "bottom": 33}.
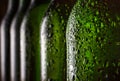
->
{"left": 20, "top": 0, "right": 50, "bottom": 81}
{"left": 0, "top": 0, "right": 19, "bottom": 81}
{"left": 40, "top": 0, "right": 76, "bottom": 81}
{"left": 66, "top": 0, "right": 120, "bottom": 81}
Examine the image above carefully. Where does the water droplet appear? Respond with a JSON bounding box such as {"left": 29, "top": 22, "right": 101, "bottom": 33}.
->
{"left": 50, "top": 24, "right": 54, "bottom": 28}
{"left": 85, "top": 22, "right": 91, "bottom": 28}
{"left": 60, "top": 16, "right": 63, "bottom": 19}
{"left": 61, "top": 20, "right": 64, "bottom": 24}
{"left": 105, "top": 13, "right": 109, "bottom": 16}
{"left": 116, "top": 16, "right": 120, "bottom": 21}
{"left": 47, "top": 33, "right": 52, "bottom": 38}
{"left": 105, "top": 74, "right": 108, "bottom": 78}
{"left": 100, "top": 23, "right": 104, "bottom": 28}
{"left": 108, "top": 18, "right": 111, "bottom": 22}
{"left": 97, "top": 28, "right": 100, "bottom": 33}
{"left": 96, "top": 11, "right": 99, "bottom": 15}
{"left": 91, "top": 2, "right": 95, "bottom": 6}
{"left": 94, "top": 17, "right": 97, "bottom": 22}
{"left": 58, "top": 8, "right": 61, "bottom": 12}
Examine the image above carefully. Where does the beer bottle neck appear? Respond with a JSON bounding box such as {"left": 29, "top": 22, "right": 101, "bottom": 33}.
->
{"left": 7, "top": 0, "right": 19, "bottom": 13}
{"left": 18, "top": 0, "right": 30, "bottom": 11}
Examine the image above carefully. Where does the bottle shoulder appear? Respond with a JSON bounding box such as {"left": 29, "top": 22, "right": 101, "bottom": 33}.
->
{"left": 20, "top": 3, "right": 50, "bottom": 30}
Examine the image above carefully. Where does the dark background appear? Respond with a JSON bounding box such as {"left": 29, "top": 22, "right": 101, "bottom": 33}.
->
{"left": 0, "top": 0, "right": 8, "bottom": 23}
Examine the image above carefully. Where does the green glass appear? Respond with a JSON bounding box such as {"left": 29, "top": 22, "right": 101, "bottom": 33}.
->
{"left": 40, "top": 0, "right": 76, "bottom": 81}
{"left": 0, "top": 0, "right": 19, "bottom": 81}
{"left": 20, "top": 0, "right": 50, "bottom": 81}
{"left": 66, "top": 0, "right": 120, "bottom": 81}
{"left": 10, "top": 0, "right": 30, "bottom": 81}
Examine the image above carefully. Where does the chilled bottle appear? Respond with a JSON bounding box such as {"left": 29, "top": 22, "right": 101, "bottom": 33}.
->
{"left": 20, "top": 0, "right": 50, "bottom": 81}
{"left": 10, "top": 0, "right": 30, "bottom": 81}
{"left": 66, "top": 0, "right": 120, "bottom": 81}
{"left": 0, "top": 0, "right": 19, "bottom": 81}
{"left": 40, "top": 0, "right": 76, "bottom": 80}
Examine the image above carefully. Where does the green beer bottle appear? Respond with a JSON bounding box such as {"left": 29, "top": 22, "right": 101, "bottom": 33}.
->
{"left": 20, "top": 0, "right": 50, "bottom": 81}
{"left": 10, "top": 0, "right": 30, "bottom": 81}
{"left": 0, "top": 0, "right": 19, "bottom": 81}
{"left": 66, "top": 0, "right": 120, "bottom": 81}
{"left": 40, "top": 0, "right": 76, "bottom": 81}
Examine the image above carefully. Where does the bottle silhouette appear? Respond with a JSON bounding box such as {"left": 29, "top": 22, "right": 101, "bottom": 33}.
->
{"left": 66, "top": 0, "right": 120, "bottom": 81}
{"left": 40, "top": 0, "right": 76, "bottom": 81}
{"left": 20, "top": 0, "right": 50, "bottom": 81}
{"left": 0, "top": 1, "right": 8, "bottom": 80}
{"left": 0, "top": 0, "right": 19, "bottom": 81}
{"left": 10, "top": 0, "right": 30, "bottom": 81}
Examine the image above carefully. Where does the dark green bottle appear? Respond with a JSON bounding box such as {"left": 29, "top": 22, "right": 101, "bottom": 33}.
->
{"left": 10, "top": 0, "right": 30, "bottom": 81}
{"left": 20, "top": 0, "right": 50, "bottom": 81}
{"left": 40, "top": 0, "right": 76, "bottom": 81}
{"left": 66, "top": 0, "right": 120, "bottom": 81}
{"left": 0, "top": 0, "right": 19, "bottom": 81}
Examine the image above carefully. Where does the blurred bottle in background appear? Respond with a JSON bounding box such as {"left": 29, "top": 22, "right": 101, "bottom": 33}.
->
{"left": 0, "top": 0, "right": 19, "bottom": 81}
{"left": 10, "top": 0, "right": 30, "bottom": 81}
{"left": 0, "top": 0, "right": 8, "bottom": 80}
